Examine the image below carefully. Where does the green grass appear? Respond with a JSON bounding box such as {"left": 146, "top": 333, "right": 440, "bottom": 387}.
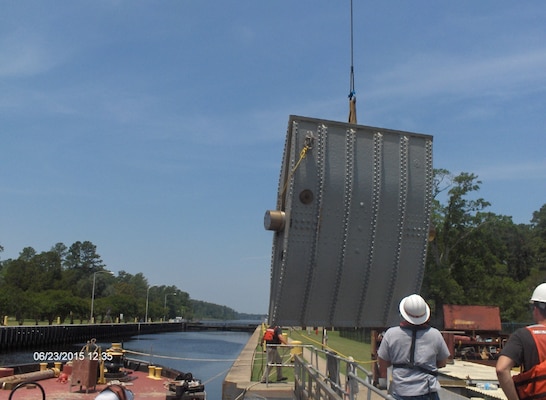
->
{"left": 288, "top": 329, "right": 372, "bottom": 364}
{"left": 251, "top": 329, "right": 374, "bottom": 382}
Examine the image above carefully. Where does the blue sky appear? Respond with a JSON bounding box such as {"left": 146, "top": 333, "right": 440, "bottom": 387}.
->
{"left": 1, "top": 1, "right": 545, "bottom": 314}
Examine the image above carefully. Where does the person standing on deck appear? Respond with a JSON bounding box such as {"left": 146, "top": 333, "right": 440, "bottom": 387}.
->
{"left": 497, "top": 283, "right": 546, "bottom": 400}
{"left": 377, "top": 294, "right": 450, "bottom": 400}
{"left": 261, "top": 325, "right": 288, "bottom": 383}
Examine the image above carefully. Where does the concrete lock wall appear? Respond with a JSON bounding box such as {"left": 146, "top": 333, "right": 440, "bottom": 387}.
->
{"left": 0, "top": 323, "right": 183, "bottom": 352}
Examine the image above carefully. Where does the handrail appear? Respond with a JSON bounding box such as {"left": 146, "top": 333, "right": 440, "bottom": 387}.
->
{"left": 265, "top": 342, "right": 395, "bottom": 400}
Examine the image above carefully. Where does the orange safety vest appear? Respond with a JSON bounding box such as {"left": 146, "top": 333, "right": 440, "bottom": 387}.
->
{"left": 263, "top": 328, "right": 275, "bottom": 343}
{"left": 513, "top": 326, "right": 546, "bottom": 400}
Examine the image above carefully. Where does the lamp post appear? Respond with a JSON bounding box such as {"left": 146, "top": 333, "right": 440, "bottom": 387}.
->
{"left": 164, "top": 292, "right": 176, "bottom": 321}
{"left": 145, "top": 285, "right": 157, "bottom": 323}
{"left": 90, "top": 270, "right": 113, "bottom": 323}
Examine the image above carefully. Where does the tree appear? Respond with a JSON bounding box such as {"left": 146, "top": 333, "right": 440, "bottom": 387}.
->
{"left": 3, "top": 258, "right": 33, "bottom": 291}
{"left": 424, "top": 170, "right": 491, "bottom": 308}
{"left": 19, "top": 247, "right": 37, "bottom": 261}
{"left": 0, "top": 240, "right": 205, "bottom": 323}
{"left": 101, "top": 294, "right": 139, "bottom": 322}
{"left": 0, "top": 286, "right": 25, "bottom": 323}
{"left": 115, "top": 271, "right": 150, "bottom": 319}
{"left": 33, "top": 290, "right": 80, "bottom": 324}
{"left": 30, "top": 251, "right": 63, "bottom": 291}
{"left": 531, "top": 204, "right": 546, "bottom": 271}
{"left": 190, "top": 299, "right": 237, "bottom": 320}
{"left": 91, "top": 272, "right": 116, "bottom": 303}
{"left": 64, "top": 241, "right": 105, "bottom": 272}
{"left": 422, "top": 170, "right": 544, "bottom": 322}
{"left": 63, "top": 241, "right": 107, "bottom": 297}
{"left": 51, "top": 243, "right": 68, "bottom": 263}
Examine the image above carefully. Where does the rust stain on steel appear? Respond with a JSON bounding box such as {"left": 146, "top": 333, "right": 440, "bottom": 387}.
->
{"left": 443, "top": 305, "right": 502, "bottom": 331}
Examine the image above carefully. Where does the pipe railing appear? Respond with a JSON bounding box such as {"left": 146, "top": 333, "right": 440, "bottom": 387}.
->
{"left": 264, "top": 343, "right": 395, "bottom": 400}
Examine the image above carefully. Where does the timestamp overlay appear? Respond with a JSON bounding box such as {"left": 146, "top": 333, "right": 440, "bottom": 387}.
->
{"left": 33, "top": 351, "right": 114, "bottom": 362}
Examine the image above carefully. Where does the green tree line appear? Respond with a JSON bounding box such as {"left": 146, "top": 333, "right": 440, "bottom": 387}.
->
{"left": 0, "top": 241, "right": 257, "bottom": 325}
{"left": 423, "top": 169, "right": 546, "bottom": 323}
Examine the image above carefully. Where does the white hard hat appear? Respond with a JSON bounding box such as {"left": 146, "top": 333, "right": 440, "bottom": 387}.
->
{"left": 530, "top": 283, "right": 546, "bottom": 304}
{"left": 95, "top": 388, "right": 134, "bottom": 400}
{"left": 399, "top": 294, "right": 430, "bottom": 325}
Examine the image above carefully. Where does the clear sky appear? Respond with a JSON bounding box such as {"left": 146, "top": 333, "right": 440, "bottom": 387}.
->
{"left": 1, "top": 1, "right": 545, "bottom": 314}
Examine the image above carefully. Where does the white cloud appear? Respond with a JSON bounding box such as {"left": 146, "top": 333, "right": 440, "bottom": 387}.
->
{"left": 367, "top": 48, "right": 546, "bottom": 101}
{"left": 0, "top": 29, "right": 65, "bottom": 77}
{"left": 475, "top": 160, "right": 546, "bottom": 182}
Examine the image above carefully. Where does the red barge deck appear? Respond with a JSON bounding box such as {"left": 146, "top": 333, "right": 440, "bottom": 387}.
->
{"left": 1, "top": 359, "right": 205, "bottom": 400}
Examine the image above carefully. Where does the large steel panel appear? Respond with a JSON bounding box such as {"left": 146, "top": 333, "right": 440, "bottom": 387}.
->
{"left": 265, "top": 116, "right": 433, "bottom": 328}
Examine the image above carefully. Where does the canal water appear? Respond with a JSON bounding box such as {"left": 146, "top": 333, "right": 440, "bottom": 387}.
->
{"left": 0, "top": 330, "right": 254, "bottom": 400}
{"left": 124, "top": 330, "right": 252, "bottom": 399}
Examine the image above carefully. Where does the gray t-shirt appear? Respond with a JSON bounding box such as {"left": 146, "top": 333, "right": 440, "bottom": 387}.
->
{"left": 377, "top": 325, "right": 450, "bottom": 396}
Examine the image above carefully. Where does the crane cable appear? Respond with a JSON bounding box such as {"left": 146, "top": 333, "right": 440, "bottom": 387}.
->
{"left": 348, "top": 0, "right": 357, "bottom": 124}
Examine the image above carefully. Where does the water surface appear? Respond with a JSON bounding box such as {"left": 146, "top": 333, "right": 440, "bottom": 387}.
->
{"left": 1, "top": 330, "right": 252, "bottom": 400}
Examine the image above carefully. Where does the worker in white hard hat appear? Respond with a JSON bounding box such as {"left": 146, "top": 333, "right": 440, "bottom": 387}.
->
{"left": 497, "top": 283, "right": 546, "bottom": 400}
{"left": 376, "top": 294, "right": 450, "bottom": 400}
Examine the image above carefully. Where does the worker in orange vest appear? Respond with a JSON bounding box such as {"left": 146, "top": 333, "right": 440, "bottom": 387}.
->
{"left": 497, "top": 283, "right": 546, "bottom": 400}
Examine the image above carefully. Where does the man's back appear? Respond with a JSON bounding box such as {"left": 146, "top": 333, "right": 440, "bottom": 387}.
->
{"left": 501, "top": 325, "right": 544, "bottom": 371}
{"left": 497, "top": 285, "right": 546, "bottom": 400}
{"left": 378, "top": 325, "right": 448, "bottom": 396}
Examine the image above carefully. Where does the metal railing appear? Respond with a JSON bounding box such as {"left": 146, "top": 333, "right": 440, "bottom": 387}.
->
{"left": 264, "top": 343, "right": 394, "bottom": 400}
